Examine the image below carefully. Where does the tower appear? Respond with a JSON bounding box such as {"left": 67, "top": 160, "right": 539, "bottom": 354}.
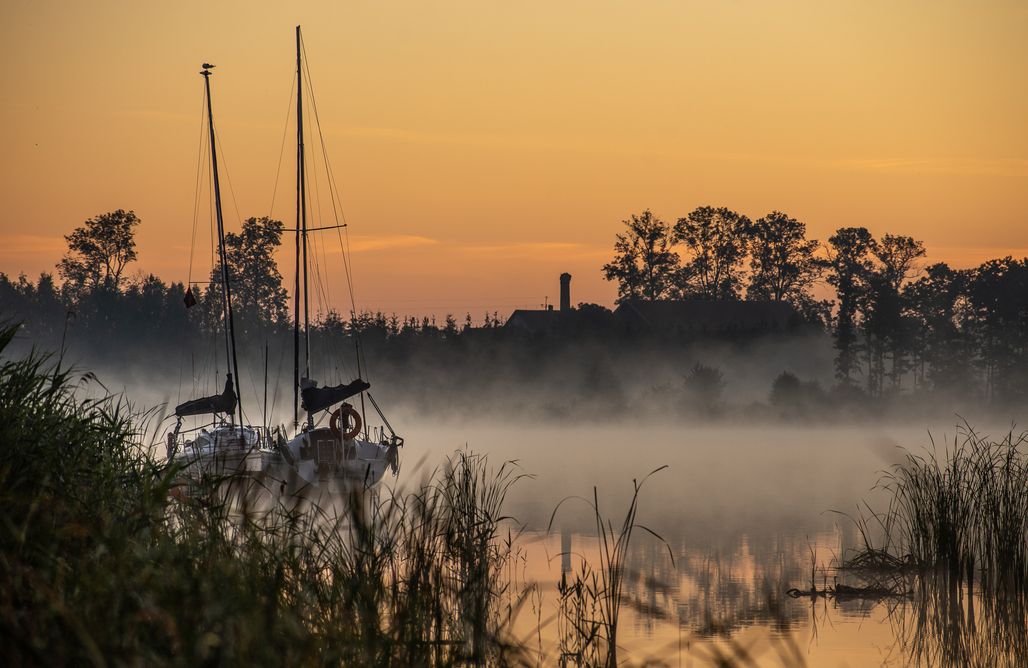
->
{"left": 559, "top": 273, "right": 572, "bottom": 312}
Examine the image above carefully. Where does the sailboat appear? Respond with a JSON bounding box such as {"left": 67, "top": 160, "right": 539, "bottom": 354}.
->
{"left": 165, "top": 63, "right": 280, "bottom": 489}
{"left": 280, "top": 26, "right": 402, "bottom": 491}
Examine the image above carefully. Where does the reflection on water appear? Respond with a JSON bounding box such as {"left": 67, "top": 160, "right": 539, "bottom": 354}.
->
{"left": 891, "top": 573, "right": 1028, "bottom": 668}
{"left": 398, "top": 421, "right": 1027, "bottom": 666}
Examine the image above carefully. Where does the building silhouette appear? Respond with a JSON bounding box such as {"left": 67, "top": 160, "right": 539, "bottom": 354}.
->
{"left": 505, "top": 273, "right": 799, "bottom": 337}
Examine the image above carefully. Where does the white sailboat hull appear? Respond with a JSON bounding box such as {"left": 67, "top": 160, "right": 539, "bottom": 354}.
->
{"left": 284, "top": 427, "right": 395, "bottom": 491}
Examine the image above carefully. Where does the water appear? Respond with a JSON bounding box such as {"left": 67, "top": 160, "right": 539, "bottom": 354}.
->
{"left": 397, "top": 421, "right": 1023, "bottom": 666}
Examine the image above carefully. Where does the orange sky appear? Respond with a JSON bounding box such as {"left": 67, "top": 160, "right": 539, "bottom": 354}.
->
{"left": 1, "top": 1, "right": 1026, "bottom": 318}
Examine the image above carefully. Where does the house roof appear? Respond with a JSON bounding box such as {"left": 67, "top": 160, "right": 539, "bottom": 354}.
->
{"left": 614, "top": 299, "right": 797, "bottom": 332}
{"left": 505, "top": 309, "right": 562, "bottom": 332}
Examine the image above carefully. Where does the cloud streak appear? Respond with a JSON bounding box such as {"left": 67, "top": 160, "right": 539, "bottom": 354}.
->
{"left": 345, "top": 234, "right": 440, "bottom": 253}
{"left": 0, "top": 234, "right": 66, "bottom": 254}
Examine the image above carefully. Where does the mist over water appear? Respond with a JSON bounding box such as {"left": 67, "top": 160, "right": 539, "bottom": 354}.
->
{"left": 51, "top": 335, "right": 1028, "bottom": 666}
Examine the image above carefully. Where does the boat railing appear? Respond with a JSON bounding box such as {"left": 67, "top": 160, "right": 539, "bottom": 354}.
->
{"left": 169, "top": 423, "right": 274, "bottom": 454}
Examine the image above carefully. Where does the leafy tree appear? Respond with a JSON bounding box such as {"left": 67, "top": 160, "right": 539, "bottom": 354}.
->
{"left": 205, "top": 217, "right": 289, "bottom": 336}
{"left": 868, "top": 235, "right": 926, "bottom": 391}
{"left": 769, "top": 371, "right": 826, "bottom": 416}
{"left": 861, "top": 271, "right": 902, "bottom": 395}
{"left": 683, "top": 362, "right": 725, "bottom": 415}
{"left": 964, "top": 257, "right": 1028, "bottom": 400}
{"left": 746, "top": 211, "right": 828, "bottom": 323}
{"left": 903, "top": 263, "right": 971, "bottom": 390}
{"left": 444, "top": 313, "right": 458, "bottom": 337}
{"left": 0, "top": 273, "right": 67, "bottom": 349}
{"left": 602, "top": 210, "right": 680, "bottom": 303}
{"left": 875, "top": 234, "right": 926, "bottom": 292}
{"left": 826, "top": 227, "right": 876, "bottom": 384}
{"left": 674, "top": 206, "right": 751, "bottom": 300}
{"left": 57, "top": 209, "right": 141, "bottom": 295}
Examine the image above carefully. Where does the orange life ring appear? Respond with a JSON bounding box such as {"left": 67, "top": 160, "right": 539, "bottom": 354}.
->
{"left": 330, "top": 403, "right": 362, "bottom": 440}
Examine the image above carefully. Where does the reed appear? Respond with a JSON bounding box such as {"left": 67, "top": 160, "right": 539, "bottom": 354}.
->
{"left": 845, "top": 422, "right": 1028, "bottom": 593}
{"left": 549, "top": 466, "right": 671, "bottom": 668}
{"left": 0, "top": 325, "right": 532, "bottom": 666}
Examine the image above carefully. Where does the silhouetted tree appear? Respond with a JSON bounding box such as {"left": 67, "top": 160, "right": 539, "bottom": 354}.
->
{"left": 683, "top": 362, "right": 725, "bottom": 415}
{"left": 674, "top": 206, "right": 751, "bottom": 300}
{"left": 964, "top": 257, "right": 1028, "bottom": 400}
{"left": 444, "top": 314, "right": 458, "bottom": 337}
{"left": 57, "top": 209, "right": 141, "bottom": 296}
{"left": 205, "top": 217, "right": 288, "bottom": 337}
{"left": 0, "top": 273, "right": 67, "bottom": 348}
{"left": 875, "top": 234, "right": 926, "bottom": 292}
{"left": 602, "top": 210, "right": 680, "bottom": 302}
{"left": 903, "top": 263, "right": 971, "bottom": 391}
{"left": 868, "top": 234, "right": 925, "bottom": 392}
{"left": 827, "top": 227, "right": 876, "bottom": 384}
{"left": 746, "top": 211, "right": 829, "bottom": 323}
{"left": 769, "top": 371, "right": 826, "bottom": 416}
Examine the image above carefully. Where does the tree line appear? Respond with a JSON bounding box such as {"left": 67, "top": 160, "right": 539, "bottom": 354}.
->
{"left": 3, "top": 207, "right": 1028, "bottom": 406}
{"left": 0, "top": 210, "right": 507, "bottom": 368}
{"left": 602, "top": 207, "right": 1028, "bottom": 400}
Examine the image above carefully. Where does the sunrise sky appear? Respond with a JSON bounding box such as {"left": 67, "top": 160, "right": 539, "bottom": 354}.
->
{"left": 1, "top": 0, "right": 1026, "bottom": 319}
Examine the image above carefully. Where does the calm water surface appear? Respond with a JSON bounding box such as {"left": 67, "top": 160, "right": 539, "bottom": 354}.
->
{"left": 396, "top": 421, "right": 1023, "bottom": 667}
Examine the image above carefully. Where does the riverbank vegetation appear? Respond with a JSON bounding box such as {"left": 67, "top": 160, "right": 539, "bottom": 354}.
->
{"left": 845, "top": 423, "right": 1028, "bottom": 594}
{"left": 5, "top": 207, "right": 1028, "bottom": 423}
{"left": 0, "top": 325, "right": 534, "bottom": 665}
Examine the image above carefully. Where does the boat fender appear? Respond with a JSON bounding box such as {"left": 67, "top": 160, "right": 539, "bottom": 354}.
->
{"left": 330, "top": 403, "right": 362, "bottom": 441}
{"left": 387, "top": 442, "right": 400, "bottom": 475}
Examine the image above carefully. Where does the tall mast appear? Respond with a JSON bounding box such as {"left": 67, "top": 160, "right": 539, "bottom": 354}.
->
{"left": 293, "top": 25, "right": 312, "bottom": 427}
{"left": 201, "top": 64, "right": 244, "bottom": 432}
{"left": 292, "top": 34, "right": 301, "bottom": 427}
{"left": 298, "top": 26, "right": 311, "bottom": 380}
{"left": 293, "top": 25, "right": 308, "bottom": 428}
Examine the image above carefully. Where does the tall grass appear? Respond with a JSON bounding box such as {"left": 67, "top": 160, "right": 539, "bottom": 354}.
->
{"left": 0, "top": 325, "right": 531, "bottom": 665}
{"left": 847, "top": 422, "right": 1028, "bottom": 593}
{"left": 888, "top": 569, "right": 1028, "bottom": 668}
{"left": 549, "top": 466, "right": 671, "bottom": 668}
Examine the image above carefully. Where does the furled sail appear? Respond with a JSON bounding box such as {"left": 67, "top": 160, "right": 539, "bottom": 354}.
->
{"left": 301, "top": 378, "right": 370, "bottom": 414}
{"left": 175, "top": 374, "right": 237, "bottom": 417}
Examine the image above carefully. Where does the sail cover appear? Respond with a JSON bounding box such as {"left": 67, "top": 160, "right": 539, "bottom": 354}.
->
{"left": 301, "top": 378, "right": 370, "bottom": 414}
{"left": 175, "top": 374, "right": 237, "bottom": 417}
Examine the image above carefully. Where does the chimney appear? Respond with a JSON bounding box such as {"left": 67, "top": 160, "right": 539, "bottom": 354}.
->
{"left": 559, "top": 273, "right": 571, "bottom": 312}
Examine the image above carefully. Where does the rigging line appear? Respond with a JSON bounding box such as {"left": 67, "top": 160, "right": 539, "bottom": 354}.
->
{"left": 343, "top": 226, "right": 371, "bottom": 383}
{"left": 246, "top": 363, "right": 264, "bottom": 427}
{"left": 303, "top": 136, "right": 332, "bottom": 320}
{"left": 341, "top": 225, "right": 357, "bottom": 310}
{"left": 299, "top": 40, "right": 359, "bottom": 319}
{"left": 300, "top": 83, "right": 333, "bottom": 323}
{"left": 309, "top": 145, "right": 335, "bottom": 316}
{"left": 308, "top": 234, "right": 328, "bottom": 321}
{"left": 299, "top": 35, "right": 367, "bottom": 390}
{"left": 204, "top": 72, "right": 241, "bottom": 425}
{"left": 269, "top": 342, "right": 286, "bottom": 428}
{"left": 214, "top": 130, "right": 245, "bottom": 229}
{"left": 182, "top": 90, "right": 208, "bottom": 413}
{"left": 188, "top": 87, "right": 208, "bottom": 286}
{"left": 317, "top": 232, "right": 333, "bottom": 321}
{"left": 268, "top": 70, "right": 297, "bottom": 218}
{"left": 300, "top": 38, "right": 349, "bottom": 230}
{"left": 207, "top": 117, "right": 218, "bottom": 381}
{"left": 300, "top": 94, "right": 323, "bottom": 373}
{"left": 314, "top": 233, "right": 331, "bottom": 308}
